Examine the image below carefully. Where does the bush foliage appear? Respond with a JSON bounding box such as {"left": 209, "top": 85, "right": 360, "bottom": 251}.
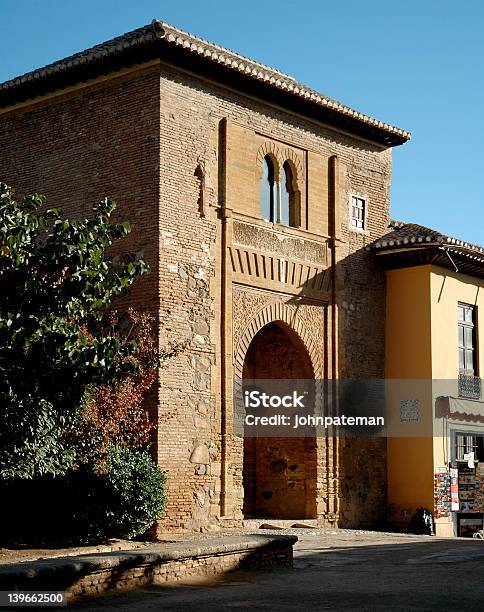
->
{"left": 1, "top": 447, "right": 166, "bottom": 543}
{"left": 0, "top": 183, "right": 167, "bottom": 542}
{"left": 77, "top": 445, "right": 167, "bottom": 540}
{"left": 68, "top": 309, "right": 157, "bottom": 472}
{"left": 0, "top": 182, "right": 149, "bottom": 479}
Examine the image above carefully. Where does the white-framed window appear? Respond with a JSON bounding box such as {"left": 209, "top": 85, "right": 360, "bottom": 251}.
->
{"left": 350, "top": 195, "right": 366, "bottom": 230}
{"left": 453, "top": 431, "right": 484, "bottom": 461}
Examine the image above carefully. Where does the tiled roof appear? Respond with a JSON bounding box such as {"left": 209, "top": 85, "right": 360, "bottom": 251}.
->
{"left": 369, "top": 221, "right": 484, "bottom": 279}
{"left": 372, "top": 221, "right": 484, "bottom": 256}
{"left": 0, "top": 20, "right": 411, "bottom": 147}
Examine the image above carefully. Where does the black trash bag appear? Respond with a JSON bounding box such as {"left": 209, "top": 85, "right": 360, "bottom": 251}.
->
{"left": 408, "top": 507, "right": 435, "bottom": 536}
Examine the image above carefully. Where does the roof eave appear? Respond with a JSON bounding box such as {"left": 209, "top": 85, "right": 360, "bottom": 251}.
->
{"left": 0, "top": 21, "right": 411, "bottom": 147}
{"left": 373, "top": 244, "right": 484, "bottom": 280}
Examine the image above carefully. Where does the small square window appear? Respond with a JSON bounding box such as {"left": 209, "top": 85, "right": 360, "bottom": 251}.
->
{"left": 350, "top": 196, "right": 366, "bottom": 230}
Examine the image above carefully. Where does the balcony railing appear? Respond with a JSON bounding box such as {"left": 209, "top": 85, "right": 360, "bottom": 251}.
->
{"left": 458, "top": 373, "right": 482, "bottom": 400}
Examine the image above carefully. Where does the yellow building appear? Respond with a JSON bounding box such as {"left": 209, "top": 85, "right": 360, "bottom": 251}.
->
{"left": 372, "top": 222, "right": 484, "bottom": 537}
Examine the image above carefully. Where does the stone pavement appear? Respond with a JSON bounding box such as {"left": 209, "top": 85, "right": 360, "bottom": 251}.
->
{"left": 68, "top": 529, "right": 484, "bottom": 611}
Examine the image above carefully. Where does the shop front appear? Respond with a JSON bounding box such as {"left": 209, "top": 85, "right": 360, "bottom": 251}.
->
{"left": 451, "top": 430, "right": 484, "bottom": 537}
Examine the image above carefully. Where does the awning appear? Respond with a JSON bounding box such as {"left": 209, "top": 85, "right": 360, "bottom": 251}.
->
{"left": 437, "top": 396, "right": 484, "bottom": 421}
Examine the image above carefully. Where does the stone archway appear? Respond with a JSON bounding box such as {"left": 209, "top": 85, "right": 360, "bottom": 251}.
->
{"left": 241, "top": 320, "right": 318, "bottom": 519}
{"left": 234, "top": 301, "right": 324, "bottom": 382}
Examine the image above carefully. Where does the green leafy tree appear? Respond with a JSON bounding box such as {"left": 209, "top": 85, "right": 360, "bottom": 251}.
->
{"left": 0, "top": 183, "right": 148, "bottom": 479}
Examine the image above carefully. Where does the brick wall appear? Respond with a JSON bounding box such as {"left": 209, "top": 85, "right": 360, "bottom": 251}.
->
{"left": 0, "top": 63, "right": 164, "bottom": 440}
{"left": 152, "top": 63, "right": 390, "bottom": 528}
{"left": 0, "top": 56, "right": 392, "bottom": 531}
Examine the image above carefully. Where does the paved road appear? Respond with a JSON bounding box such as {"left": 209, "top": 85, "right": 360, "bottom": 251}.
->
{"left": 70, "top": 531, "right": 484, "bottom": 611}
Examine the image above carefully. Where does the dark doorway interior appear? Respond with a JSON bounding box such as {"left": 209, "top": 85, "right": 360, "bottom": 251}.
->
{"left": 242, "top": 322, "right": 317, "bottom": 519}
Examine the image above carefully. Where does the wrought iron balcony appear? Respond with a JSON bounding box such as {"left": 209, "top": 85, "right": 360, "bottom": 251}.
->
{"left": 458, "top": 373, "right": 482, "bottom": 400}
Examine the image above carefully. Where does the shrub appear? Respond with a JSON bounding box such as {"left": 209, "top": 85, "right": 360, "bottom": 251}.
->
{"left": 0, "top": 446, "right": 166, "bottom": 544}
{"left": 0, "top": 183, "right": 167, "bottom": 545}
{"left": 76, "top": 445, "right": 166, "bottom": 540}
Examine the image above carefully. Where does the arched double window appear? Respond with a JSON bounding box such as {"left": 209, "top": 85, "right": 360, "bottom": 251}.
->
{"left": 260, "top": 156, "right": 298, "bottom": 227}
{"left": 260, "top": 155, "right": 276, "bottom": 222}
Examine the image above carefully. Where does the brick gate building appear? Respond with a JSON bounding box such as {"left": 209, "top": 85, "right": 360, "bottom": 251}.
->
{"left": 0, "top": 20, "right": 410, "bottom": 532}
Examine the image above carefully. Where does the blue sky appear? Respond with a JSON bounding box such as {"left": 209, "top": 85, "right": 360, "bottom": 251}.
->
{"left": 1, "top": 1, "right": 483, "bottom": 244}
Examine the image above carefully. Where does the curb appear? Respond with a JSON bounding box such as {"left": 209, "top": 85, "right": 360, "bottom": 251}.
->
{"left": 0, "top": 534, "right": 298, "bottom": 601}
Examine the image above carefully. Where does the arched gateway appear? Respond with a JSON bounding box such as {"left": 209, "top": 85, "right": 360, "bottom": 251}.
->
{"left": 235, "top": 304, "right": 321, "bottom": 520}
